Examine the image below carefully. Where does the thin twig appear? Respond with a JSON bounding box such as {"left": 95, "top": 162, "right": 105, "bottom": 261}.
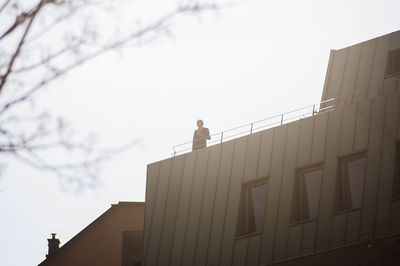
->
{"left": 0, "top": 1, "right": 42, "bottom": 94}
{"left": 0, "top": 0, "right": 11, "bottom": 14}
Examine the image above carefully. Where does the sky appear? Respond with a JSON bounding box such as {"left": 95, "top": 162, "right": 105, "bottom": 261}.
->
{"left": 1, "top": 0, "right": 400, "bottom": 265}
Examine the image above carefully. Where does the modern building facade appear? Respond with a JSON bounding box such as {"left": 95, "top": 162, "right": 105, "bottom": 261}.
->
{"left": 38, "top": 202, "right": 144, "bottom": 266}
{"left": 144, "top": 30, "right": 400, "bottom": 265}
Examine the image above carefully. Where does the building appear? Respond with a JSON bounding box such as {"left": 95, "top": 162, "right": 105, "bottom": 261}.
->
{"left": 38, "top": 202, "right": 144, "bottom": 266}
{"left": 143, "top": 30, "right": 400, "bottom": 265}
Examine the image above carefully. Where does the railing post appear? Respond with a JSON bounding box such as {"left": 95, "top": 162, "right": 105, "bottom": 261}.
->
{"left": 250, "top": 123, "right": 253, "bottom": 134}
{"left": 220, "top": 132, "right": 224, "bottom": 143}
{"left": 281, "top": 114, "right": 284, "bottom": 125}
{"left": 312, "top": 104, "right": 315, "bottom": 115}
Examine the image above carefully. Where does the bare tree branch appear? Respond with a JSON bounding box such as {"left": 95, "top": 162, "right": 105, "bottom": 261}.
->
{"left": 12, "top": 43, "right": 76, "bottom": 74}
{"left": 0, "top": 1, "right": 43, "bottom": 94}
{"left": 0, "top": 0, "right": 11, "bottom": 14}
{"left": 0, "top": 1, "right": 40, "bottom": 41}
{"left": 0, "top": 0, "right": 229, "bottom": 190}
{"left": 0, "top": 1, "right": 220, "bottom": 114}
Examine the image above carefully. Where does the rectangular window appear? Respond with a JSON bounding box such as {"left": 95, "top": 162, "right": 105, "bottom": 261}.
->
{"left": 393, "top": 141, "right": 400, "bottom": 199}
{"left": 122, "top": 231, "right": 143, "bottom": 266}
{"left": 291, "top": 164, "right": 323, "bottom": 223}
{"left": 385, "top": 49, "right": 400, "bottom": 77}
{"left": 334, "top": 152, "right": 367, "bottom": 212}
{"left": 236, "top": 179, "right": 267, "bottom": 237}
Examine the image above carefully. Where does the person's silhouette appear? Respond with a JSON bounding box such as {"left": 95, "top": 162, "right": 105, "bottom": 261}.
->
{"left": 192, "top": 119, "right": 210, "bottom": 150}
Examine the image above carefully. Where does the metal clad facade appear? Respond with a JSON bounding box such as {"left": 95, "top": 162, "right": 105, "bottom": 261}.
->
{"left": 144, "top": 30, "right": 400, "bottom": 265}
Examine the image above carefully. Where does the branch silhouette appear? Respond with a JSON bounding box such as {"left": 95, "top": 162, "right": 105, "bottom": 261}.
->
{"left": 0, "top": 0, "right": 224, "bottom": 190}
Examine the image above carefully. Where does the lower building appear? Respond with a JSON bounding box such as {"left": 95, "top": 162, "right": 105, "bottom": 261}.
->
{"left": 38, "top": 202, "right": 144, "bottom": 266}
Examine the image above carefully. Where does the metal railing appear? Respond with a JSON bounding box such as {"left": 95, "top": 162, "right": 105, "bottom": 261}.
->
{"left": 172, "top": 80, "right": 399, "bottom": 157}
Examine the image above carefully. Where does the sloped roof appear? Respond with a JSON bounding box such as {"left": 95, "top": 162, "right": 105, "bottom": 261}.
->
{"left": 38, "top": 201, "right": 144, "bottom": 266}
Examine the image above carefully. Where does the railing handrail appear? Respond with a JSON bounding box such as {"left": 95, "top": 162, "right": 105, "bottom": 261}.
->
{"left": 172, "top": 81, "right": 399, "bottom": 157}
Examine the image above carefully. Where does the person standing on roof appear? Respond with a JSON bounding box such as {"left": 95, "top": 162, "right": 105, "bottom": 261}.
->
{"left": 192, "top": 119, "right": 210, "bottom": 151}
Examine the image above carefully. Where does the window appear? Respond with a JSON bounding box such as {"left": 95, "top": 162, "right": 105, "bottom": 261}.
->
{"left": 236, "top": 179, "right": 267, "bottom": 237}
{"left": 334, "top": 152, "right": 367, "bottom": 212}
{"left": 385, "top": 49, "right": 400, "bottom": 77}
{"left": 393, "top": 141, "right": 400, "bottom": 199}
{"left": 122, "top": 231, "right": 143, "bottom": 266}
{"left": 291, "top": 164, "right": 323, "bottom": 223}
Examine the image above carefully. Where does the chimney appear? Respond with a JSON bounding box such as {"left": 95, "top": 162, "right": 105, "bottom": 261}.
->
{"left": 46, "top": 233, "right": 60, "bottom": 258}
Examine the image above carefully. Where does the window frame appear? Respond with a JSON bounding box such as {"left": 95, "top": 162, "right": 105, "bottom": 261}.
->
{"left": 121, "top": 230, "right": 143, "bottom": 266}
{"left": 236, "top": 178, "right": 268, "bottom": 238}
{"left": 291, "top": 163, "right": 323, "bottom": 224}
{"left": 334, "top": 151, "right": 367, "bottom": 213}
{"left": 385, "top": 49, "right": 400, "bottom": 78}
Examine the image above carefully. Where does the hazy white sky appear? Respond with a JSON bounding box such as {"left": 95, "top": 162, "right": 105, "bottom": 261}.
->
{"left": 1, "top": 0, "right": 400, "bottom": 265}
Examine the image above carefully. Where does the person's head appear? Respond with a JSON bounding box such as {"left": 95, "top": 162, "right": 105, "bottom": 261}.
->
{"left": 197, "top": 119, "right": 204, "bottom": 128}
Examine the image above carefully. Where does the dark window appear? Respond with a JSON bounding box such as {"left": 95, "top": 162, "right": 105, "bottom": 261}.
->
{"left": 291, "top": 164, "right": 323, "bottom": 223}
{"left": 385, "top": 49, "right": 400, "bottom": 77}
{"left": 393, "top": 141, "right": 400, "bottom": 199}
{"left": 334, "top": 152, "right": 367, "bottom": 212}
{"left": 122, "top": 231, "right": 143, "bottom": 266}
{"left": 236, "top": 179, "right": 267, "bottom": 237}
